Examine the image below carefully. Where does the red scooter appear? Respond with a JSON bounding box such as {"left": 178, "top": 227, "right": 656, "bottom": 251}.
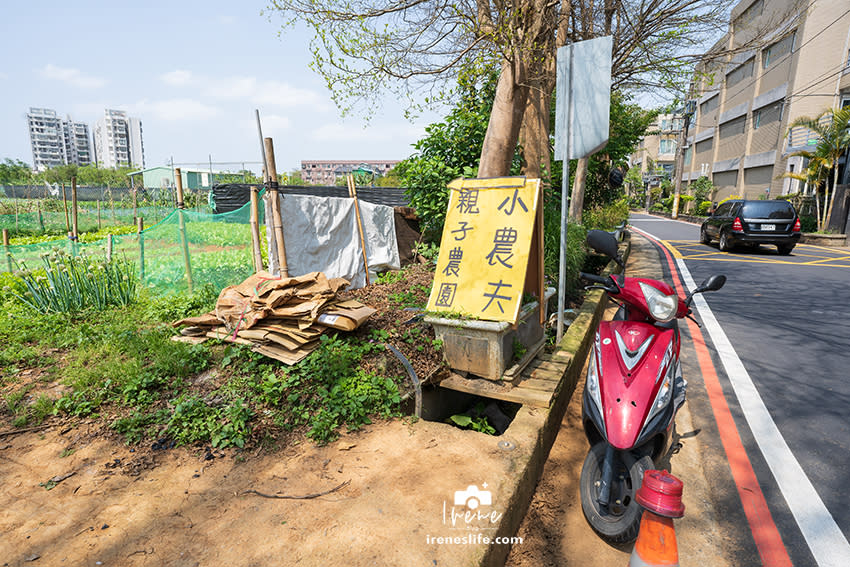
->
{"left": 577, "top": 229, "right": 725, "bottom": 542}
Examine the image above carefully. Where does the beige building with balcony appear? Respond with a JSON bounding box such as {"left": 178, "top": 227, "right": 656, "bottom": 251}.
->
{"left": 631, "top": 113, "right": 684, "bottom": 187}
{"left": 681, "top": 0, "right": 850, "bottom": 201}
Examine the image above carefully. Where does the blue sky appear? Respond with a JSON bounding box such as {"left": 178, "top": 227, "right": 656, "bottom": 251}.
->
{"left": 0, "top": 0, "right": 445, "bottom": 173}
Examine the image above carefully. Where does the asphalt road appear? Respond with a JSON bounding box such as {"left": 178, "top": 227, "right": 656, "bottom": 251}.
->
{"left": 629, "top": 212, "right": 850, "bottom": 567}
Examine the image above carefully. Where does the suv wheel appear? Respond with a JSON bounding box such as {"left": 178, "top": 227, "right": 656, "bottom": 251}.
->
{"left": 719, "top": 230, "right": 732, "bottom": 252}
{"left": 700, "top": 226, "right": 711, "bottom": 244}
{"left": 777, "top": 244, "right": 795, "bottom": 255}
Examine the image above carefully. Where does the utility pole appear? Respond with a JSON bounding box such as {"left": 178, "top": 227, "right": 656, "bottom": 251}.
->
{"left": 671, "top": 100, "right": 696, "bottom": 218}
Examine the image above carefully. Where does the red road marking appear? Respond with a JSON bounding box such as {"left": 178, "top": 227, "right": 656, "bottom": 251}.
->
{"left": 632, "top": 225, "right": 792, "bottom": 567}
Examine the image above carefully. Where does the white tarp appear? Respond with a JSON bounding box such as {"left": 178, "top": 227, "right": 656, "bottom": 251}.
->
{"left": 265, "top": 193, "right": 400, "bottom": 289}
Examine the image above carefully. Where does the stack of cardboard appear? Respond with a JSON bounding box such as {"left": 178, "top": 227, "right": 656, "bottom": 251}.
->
{"left": 172, "top": 271, "right": 375, "bottom": 364}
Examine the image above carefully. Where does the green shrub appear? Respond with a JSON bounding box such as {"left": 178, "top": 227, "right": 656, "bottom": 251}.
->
{"left": 583, "top": 197, "right": 630, "bottom": 231}
{"left": 800, "top": 215, "right": 817, "bottom": 233}
{"left": 695, "top": 200, "right": 712, "bottom": 216}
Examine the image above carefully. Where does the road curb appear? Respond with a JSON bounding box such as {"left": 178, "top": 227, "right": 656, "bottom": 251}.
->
{"left": 478, "top": 234, "right": 631, "bottom": 567}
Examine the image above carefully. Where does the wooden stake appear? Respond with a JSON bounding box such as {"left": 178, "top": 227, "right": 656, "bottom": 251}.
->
{"left": 347, "top": 174, "right": 370, "bottom": 286}
{"left": 137, "top": 217, "right": 145, "bottom": 282}
{"left": 132, "top": 182, "right": 138, "bottom": 224}
{"left": 109, "top": 185, "right": 116, "bottom": 222}
{"left": 37, "top": 201, "right": 45, "bottom": 232}
{"left": 175, "top": 167, "right": 186, "bottom": 209}
{"left": 249, "top": 186, "right": 263, "bottom": 272}
{"left": 263, "top": 137, "right": 288, "bottom": 277}
{"left": 71, "top": 176, "right": 79, "bottom": 239}
{"left": 106, "top": 233, "right": 113, "bottom": 262}
{"left": 97, "top": 200, "right": 102, "bottom": 230}
{"left": 174, "top": 168, "right": 193, "bottom": 293}
{"left": 2, "top": 229, "right": 11, "bottom": 273}
{"left": 61, "top": 183, "right": 70, "bottom": 234}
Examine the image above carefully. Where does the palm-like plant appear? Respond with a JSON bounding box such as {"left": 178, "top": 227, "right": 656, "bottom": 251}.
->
{"left": 786, "top": 107, "right": 850, "bottom": 231}
{"left": 781, "top": 150, "right": 829, "bottom": 230}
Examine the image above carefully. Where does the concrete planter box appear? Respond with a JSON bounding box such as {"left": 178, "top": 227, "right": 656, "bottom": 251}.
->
{"left": 425, "top": 288, "right": 555, "bottom": 381}
{"left": 800, "top": 233, "right": 847, "bottom": 247}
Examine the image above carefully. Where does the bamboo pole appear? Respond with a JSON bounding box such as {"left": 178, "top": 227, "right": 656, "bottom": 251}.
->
{"left": 174, "top": 168, "right": 193, "bottom": 293}
{"left": 106, "top": 233, "right": 113, "bottom": 262}
{"left": 249, "top": 186, "right": 263, "bottom": 272}
{"left": 97, "top": 200, "right": 102, "bottom": 230}
{"left": 263, "top": 137, "right": 288, "bottom": 277}
{"left": 2, "top": 229, "right": 11, "bottom": 273}
{"left": 61, "top": 183, "right": 70, "bottom": 234}
{"left": 347, "top": 174, "right": 370, "bottom": 286}
{"left": 137, "top": 217, "right": 145, "bottom": 282}
{"left": 14, "top": 197, "right": 19, "bottom": 232}
{"left": 71, "top": 176, "right": 79, "bottom": 239}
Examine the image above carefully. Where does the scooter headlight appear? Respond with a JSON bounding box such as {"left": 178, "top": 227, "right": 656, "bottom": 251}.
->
{"left": 586, "top": 345, "right": 604, "bottom": 420}
{"left": 639, "top": 282, "right": 678, "bottom": 322}
{"left": 647, "top": 360, "right": 678, "bottom": 422}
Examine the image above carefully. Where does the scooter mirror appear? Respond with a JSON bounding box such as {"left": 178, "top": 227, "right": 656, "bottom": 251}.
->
{"left": 586, "top": 230, "right": 621, "bottom": 263}
{"left": 697, "top": 274, "right": 726, "bottom": 293}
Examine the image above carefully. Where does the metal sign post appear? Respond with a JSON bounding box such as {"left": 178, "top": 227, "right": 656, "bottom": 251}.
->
{"left": 554, "top": 36, "right": 613, "bottom": 344}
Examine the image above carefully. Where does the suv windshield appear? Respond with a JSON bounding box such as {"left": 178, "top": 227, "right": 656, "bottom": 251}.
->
{"left": 741, "top": 201, "right": 794, "bottom": 219}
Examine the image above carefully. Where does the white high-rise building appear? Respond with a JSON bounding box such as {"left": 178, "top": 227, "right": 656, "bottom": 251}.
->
{"left": 62, "top": 116, "right": 93, "bottom": 167}
{"left": 93, "top": 109, "right": 145, "bottom": 169}
{"left": 26, "top": 107, "right": 93, "bottom": 172}
{"left": 27, "top": 107, "right": 65, "bottom": 172}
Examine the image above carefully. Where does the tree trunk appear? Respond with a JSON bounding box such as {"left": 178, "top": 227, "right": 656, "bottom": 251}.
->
{"left": 825, "top": 166, "right": 839, "bottom": 230}
{"left": 569, "top": 157, "right": 588, "bottom": 222}
{"left": 478, "top": 57, "right": 530, "bottom": 177}
{"left": 519, "top": 86, "right": 552, "bottom": 180}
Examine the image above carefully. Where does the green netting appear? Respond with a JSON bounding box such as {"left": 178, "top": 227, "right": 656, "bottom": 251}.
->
{"left": 2, "top": 193, "right": 267, "bottom": 296}
{"left": 0, "top": 204, "right": 216, "bottom": 236}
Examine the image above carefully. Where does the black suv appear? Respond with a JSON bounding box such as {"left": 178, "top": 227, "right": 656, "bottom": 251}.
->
{"left": 700, "top": 199, "right": 801, "bottom": 254}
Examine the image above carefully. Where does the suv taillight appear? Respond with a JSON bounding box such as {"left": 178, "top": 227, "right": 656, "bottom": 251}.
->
{"left": 732, "top": 217, "right": 743, "bottom": 231}
{"left": 792, "top": 218, "right": 801, "bottom": 232}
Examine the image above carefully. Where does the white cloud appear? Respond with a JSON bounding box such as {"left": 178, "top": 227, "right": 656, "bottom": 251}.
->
{"left": 203, "top": 75, "right": 326, "bottom": 109}
{"left": 129, "top": 98, "right": 221, "bottom": 121}
{"left": 311, "top": 122, "right": 426, "bottom": 144}
{"left": 38, "top": 64, "right": 107, "bottom": 89}
{"left": 160, "top": 70, "right": 194, "bottom": 86}
{"left": 260, "top": 114, "right": 292, "bottom": 132}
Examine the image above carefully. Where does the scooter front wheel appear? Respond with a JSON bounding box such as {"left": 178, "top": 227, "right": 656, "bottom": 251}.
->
{"left": 579, "top": 442, "right": 652, "bottom": 543}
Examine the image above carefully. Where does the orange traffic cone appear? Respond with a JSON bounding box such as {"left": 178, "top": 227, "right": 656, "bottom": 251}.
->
{"left": 629, "top": 470, "right": 684, "bottom": 567}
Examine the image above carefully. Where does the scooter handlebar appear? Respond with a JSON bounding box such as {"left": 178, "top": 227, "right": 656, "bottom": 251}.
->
{"left": 579, "top": 272, "right": 612, "bottom": 285}
{"left": 579, "top": 272, "right": 619, "bottom": 294}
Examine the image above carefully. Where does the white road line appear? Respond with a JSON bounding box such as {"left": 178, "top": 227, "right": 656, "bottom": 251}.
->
{"left": 672, "top": 256, "right": 850, "bottom": 567}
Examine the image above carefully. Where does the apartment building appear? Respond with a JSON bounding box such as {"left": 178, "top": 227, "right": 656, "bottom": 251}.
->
{"left": 630, "top": 113, "right": 684, "bottom": 187}
{"left": 26, "top": 108, "right": 93, "bottom": 172}
{"left": 62, "top": 118, "right": 93, "bottom": 167}
{"left": 681, "top": 0, "right": 850, "bottom": 200}
{"left": 300, "top": 160, "right": 400, "bottom": 185}
{"left": 93, "top": 109, "right": 145, "bottom": 169}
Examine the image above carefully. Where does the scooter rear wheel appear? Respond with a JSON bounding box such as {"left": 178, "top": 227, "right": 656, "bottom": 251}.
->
{"left": 579, "top": 442, "right": 653, "bottom": 543}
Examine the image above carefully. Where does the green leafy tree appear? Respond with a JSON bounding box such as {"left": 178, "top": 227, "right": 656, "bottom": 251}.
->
{"left": 561, "top": 93, "right": 657, "bottom": 208}
{"left": 786, "top": 107, "right": 850, "bottom": 231}
{"left": 395, "top": 63, "right": 514, "bottom": 240}
{"left": 283, "top": 170, "right": 307, "bottom": 186}
{"left": 0, "top": 159, "right": 33, "bottom": 185}
{"left": 266, "top": 0, "right": 744, "bottom": 183}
